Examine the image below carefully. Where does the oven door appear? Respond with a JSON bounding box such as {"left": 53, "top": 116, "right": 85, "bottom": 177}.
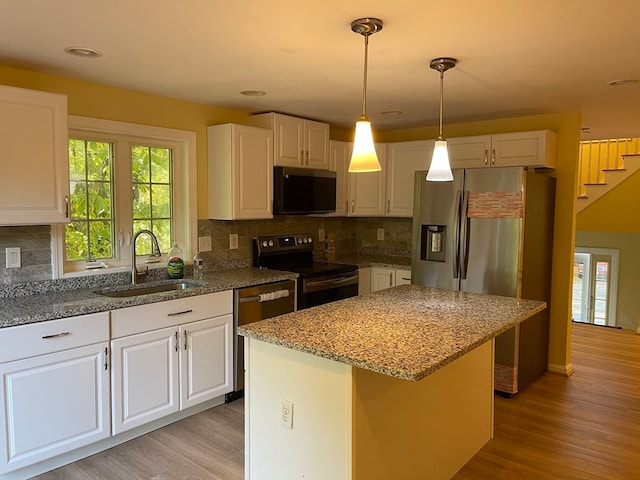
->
{"left": 299, "top": 271, "right": 359, "bottom": 310}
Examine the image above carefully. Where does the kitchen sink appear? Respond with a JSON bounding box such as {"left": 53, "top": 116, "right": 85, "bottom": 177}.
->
{"left": 94, "top": 280, "right": 205, "bottom": 298}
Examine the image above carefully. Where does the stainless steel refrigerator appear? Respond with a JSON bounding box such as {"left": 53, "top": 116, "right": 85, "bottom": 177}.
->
{"left": 411, "top": 167, "right": 555, "bottom": 395}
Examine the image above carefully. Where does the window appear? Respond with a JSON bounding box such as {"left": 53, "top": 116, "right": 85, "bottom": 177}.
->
{"left": 54, "top": 117, "right": 197, "bottom": 277}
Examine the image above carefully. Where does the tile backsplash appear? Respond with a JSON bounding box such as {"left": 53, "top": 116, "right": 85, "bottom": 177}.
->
{"left": 0, "top": 217, "right": 412, "bottom": 285}
{"left": 0, "top": 225, "right": 52, "bottom": 284}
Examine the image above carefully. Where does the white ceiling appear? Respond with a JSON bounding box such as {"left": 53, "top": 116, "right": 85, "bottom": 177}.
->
{"left": 2, "top": 0, "right": 639, "bottom": 140}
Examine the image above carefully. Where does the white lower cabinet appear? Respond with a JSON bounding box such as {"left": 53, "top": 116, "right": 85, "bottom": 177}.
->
{"left": 110, "top": 326, "right": 180, "bottom": 434}
{"left": 358, "top": 267, "right": 371, "bottom": 296}
{"left": 0, "top": 313, "right": 110, "bottom": 474}
{"left": 370, "top": 267, "right": 412, "bottom": 292}
{"left": 110, "top": 291, "right": 233, "bottom": 435}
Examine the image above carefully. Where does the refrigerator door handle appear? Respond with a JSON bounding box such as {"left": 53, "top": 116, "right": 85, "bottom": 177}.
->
{"left": 453, "top": 190, "right": 461, "bottom": 278}
{"left": 460, "top": 190, "right": 470, "bottom": 279}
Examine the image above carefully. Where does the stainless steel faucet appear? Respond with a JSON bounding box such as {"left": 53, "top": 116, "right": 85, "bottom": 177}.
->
{"left": 132, "top": 229, "right": 162, "bottom": 284}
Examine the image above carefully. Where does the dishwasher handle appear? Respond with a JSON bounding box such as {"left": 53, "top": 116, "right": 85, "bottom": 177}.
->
{"left": 239, "top": 289, "right": 291, "bottom": 304}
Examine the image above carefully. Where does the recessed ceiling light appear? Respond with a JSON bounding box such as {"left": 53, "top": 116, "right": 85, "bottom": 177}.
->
{"left": 64, "top": 46, "right": 102, "bottom": 58}
{"left": 380, "top": 110, "right": 402, "bottom": 116}
{"left": 240, "top": 90, "right": 266, "bottom": 96}
{"left": 606, "top": 79, "right": 639, "bottom": 86}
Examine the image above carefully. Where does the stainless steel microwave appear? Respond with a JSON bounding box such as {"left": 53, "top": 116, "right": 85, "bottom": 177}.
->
{"left": 273, "top": 166, "right": 337, "bottom": 215}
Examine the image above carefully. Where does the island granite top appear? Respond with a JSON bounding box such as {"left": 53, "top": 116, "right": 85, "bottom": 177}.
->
{"left": 239, "top": 284, "right": 546, "bottom": 382}
{"left": 0, "top": 268, "right": 297, "bottom": 328}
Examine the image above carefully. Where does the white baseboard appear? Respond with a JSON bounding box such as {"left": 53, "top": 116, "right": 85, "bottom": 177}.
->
{"left": 547, "top": 362, "right": 575, "bottom": 376}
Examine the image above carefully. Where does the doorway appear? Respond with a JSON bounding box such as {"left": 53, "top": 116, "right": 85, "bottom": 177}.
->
{"left": 572, "top": 248, "right": 619, "bottom": 327}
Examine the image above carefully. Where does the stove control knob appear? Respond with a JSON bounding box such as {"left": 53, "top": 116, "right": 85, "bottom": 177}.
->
{"left": 268, "top": 240, "right": 274, "bottom": 247}
{"left": 262, "top": 241, "right": 268, "bottom": 248}
{"left": 307, "top": 237, "right": 313, "bottom": 244}
{"left": 302, "top": 238, "right": 307, "bottom": 244}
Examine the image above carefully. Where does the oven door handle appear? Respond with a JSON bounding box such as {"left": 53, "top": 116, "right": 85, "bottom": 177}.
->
{"left": 303, "top": 273, "right": 359, "bottom": 293}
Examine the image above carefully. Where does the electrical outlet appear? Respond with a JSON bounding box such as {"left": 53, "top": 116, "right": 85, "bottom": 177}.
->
{"left": 281, "top": 399, "right": 293, "bottom": 429}
{"left": 198, "top": 236, "right": 212, "bottom": 252}
{"left": 6, "top": 247, "right": 21, "bottom": 268}
{"left": 229, "top": 233, "right": 239, "bottom": 250}
{"left": 377, "top": 228, "right": 385, "bottom": 241}
{"left": 318, "top": 228, "right": 325, "bottom": 242}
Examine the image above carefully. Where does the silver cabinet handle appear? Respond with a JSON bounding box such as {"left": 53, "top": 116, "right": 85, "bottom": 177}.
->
{"left": 42, "top": 331, "right": 71, "bottom": 339}
{"left": 175, "top": 331, "right": 179, "bottom": 352}
{"left": 351, "top": 200, "right": 355, "bottom": 213}
{"left": 104, "top": 347, "right": 109, "bottom": 370}
{"left": 491, "top": 149, "right": 496, "bottom": 165}
{"left": 387, "top": 199, "right": 391, "bottom": 213}
{"left": 483, "top": 149, "right": 489, "bottom": 165}
{"left": 64, "top": 195, "right": 70, "bottom": 218}
{"left": 300, "top": 149, "right": 304, "bottom": 164}
{"left": 183, "top": 330, "right": 188, "bottom": 350}
{"left": 167, "top": 309, "right": 193, "bottom": 317}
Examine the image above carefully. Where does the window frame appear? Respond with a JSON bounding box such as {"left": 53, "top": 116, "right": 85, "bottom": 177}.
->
{"left": 52, "top": 116, "right": 197, "bottom": 278}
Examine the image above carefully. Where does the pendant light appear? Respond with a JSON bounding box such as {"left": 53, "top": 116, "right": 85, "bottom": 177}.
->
{"left": 426, "top": 57, "right": 457, "bottom": 182}
{"left": 348, "top": 18, "right": 383, "bottom": 173}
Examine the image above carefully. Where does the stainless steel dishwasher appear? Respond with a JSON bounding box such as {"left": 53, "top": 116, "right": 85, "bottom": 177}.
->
{"left": 225, "top": 279, "right": 296, "bottom": 402}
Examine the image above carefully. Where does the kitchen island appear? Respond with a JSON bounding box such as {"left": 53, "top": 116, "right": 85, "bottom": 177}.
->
{"left": 239, "top": 285, "right": 546, "bottom": 480}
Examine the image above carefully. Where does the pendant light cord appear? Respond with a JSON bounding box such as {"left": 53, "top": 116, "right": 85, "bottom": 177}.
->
{"left": 438, "top": 68, "right": 444, "bottom": 139}
{"left": 361, "top": 34, "right": 369, "bottom": 118}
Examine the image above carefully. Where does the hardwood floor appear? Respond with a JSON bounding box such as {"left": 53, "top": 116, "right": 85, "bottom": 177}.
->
{"left": 32, "top": 323, "right": 639, "bottom": 479}
{"left": 454, "top": 322, "right": 640, "bottom": 480}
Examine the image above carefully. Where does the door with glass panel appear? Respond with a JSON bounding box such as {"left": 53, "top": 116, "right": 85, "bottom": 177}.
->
{"left": 572, "top": 250, "right": 617, "bottom": 327}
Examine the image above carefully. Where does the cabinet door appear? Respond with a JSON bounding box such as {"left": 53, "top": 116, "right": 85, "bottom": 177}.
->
{"left": 233, "top": 125, "right": 273, "bottom": 219}
{"left": 492, "top": 130, "right": 557, "bottom": 168}
{"left": 305, "top": 119, "right": 330, "bottom": 169}
{"left": 358, "top": 267, "right": 371, "bottom": 296}
{"left": 329, "top": 140, "right": 350, "bottom": 216}
{"left": 395, "top": 268, "right": 412, "bottom": 286}
{"left": 0, "top": 343, "right": 109, "bottom": 474}
{"left": 370, "top": 267, "right": 395, "bottom": 292}
{"left": 0, "top": 85, "right": 70, "bottom": 225}
{"left": 179, "top": 314, "right": 233, "bottom": 409}
{"left": 111, "top": 327, "right": 179, "bottom": 434}
{"left": 207, "top": 124, "right": 273, "bottom": 220}
{"left": 273, "top": 114, "right": 305, "bottom": 167}
{"left": 348, "top": 143, "right": 387, "bottom": 216}
{"left": 448, "top": 135, "right": 492, "bottom": 169}
{"left": 386, "top": 140, "right": 434, "bottom": 217}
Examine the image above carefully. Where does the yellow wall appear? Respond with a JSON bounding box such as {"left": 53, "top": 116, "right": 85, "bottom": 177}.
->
{"left": 576, "top": 170, "right": 640, "bottom": 232}
{"left": 0, "top": 65, "right": 248, "bottom": 217}
{"left": 379, "top": 113, "right": 582, "bottom": 373}
{"left": 1, "top": 65, "right": 581, "bottom": 372}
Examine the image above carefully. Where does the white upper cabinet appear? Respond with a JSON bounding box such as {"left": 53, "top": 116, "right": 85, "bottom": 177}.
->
{"left": 207, "top": 124, "right": 273, "bottom": 220}
{"left": 329, "top": 140, "right": 350, "bottom": 216}
{"left": 251, "top": 112, "right": 330, "bottom": 169}
{"left": 386, "top": 140, "right": 434, "bottom": 217}
{"left": 0, "top": 85, "right": 70, "bottom": 225}
{"left": 448, "top": 130, "right": 557, "bottom": 169}
{"left": 348, "top": 143, "right": 387, "bottom": 217}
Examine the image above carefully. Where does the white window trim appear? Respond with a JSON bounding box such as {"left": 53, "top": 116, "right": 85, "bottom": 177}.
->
{"left": 52, "top": 116, "right": 197, "bottom": 279}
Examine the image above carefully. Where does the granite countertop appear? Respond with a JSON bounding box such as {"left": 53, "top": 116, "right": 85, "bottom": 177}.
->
{"left": 0, "top": 268, "right": 298, "bottom": 328}
{"left": 239, "top": 285, "right": 546, "bottom": 382}
{"left": 333, "top": 254, "right": 411, "bottom": 270}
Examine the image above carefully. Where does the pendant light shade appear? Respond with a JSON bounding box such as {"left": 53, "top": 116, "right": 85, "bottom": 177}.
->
{"left": 426, "top": 57, "right": 457, "bottom": 182}
{"left": 350, "top": 116, "right": 380, "bottom": 172}
{"left": 349, "top": 18, "right": 383, "bottom": 173}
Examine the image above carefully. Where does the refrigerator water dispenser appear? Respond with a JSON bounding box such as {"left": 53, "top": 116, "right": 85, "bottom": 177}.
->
{"left": 420, "top": 225, "right": 446, "bottom": 262}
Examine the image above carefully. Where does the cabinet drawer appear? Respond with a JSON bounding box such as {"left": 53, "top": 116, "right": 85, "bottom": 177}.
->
{"left": 111, "top": 291, "right": 233, "bottom": 338}
{"left": 0, "top": 312, "right": 109, "bottom": 363}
